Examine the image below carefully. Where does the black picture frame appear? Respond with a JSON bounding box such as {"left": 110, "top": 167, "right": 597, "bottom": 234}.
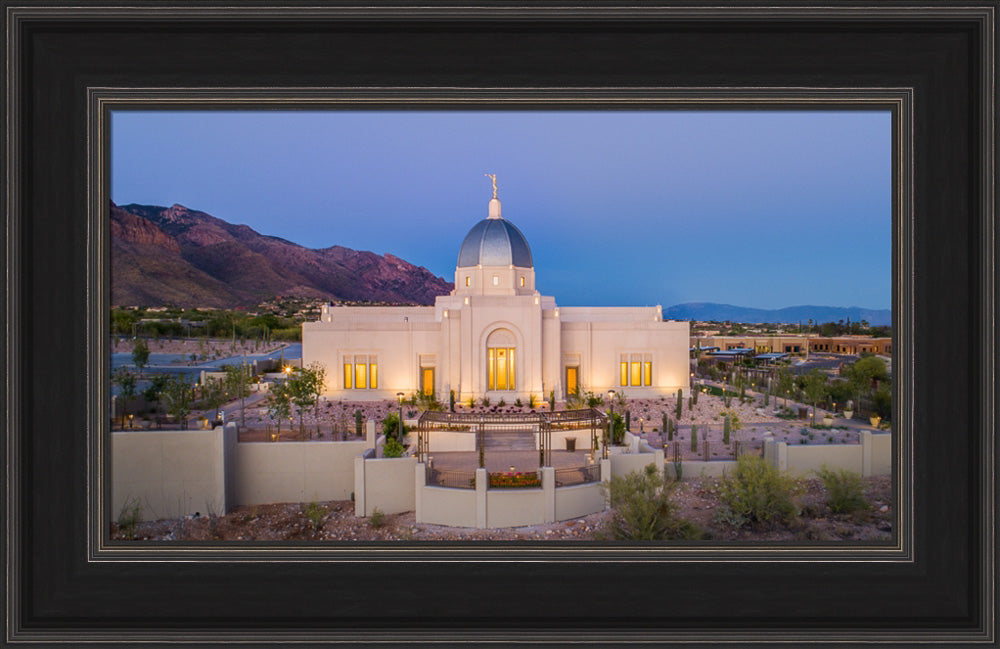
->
{"left": 3, "top": 2, "right": 996, "bottom": 646}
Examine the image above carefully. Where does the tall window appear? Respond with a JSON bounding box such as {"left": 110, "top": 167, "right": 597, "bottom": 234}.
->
{"left": 344, "top": 355, "right": 378, "bottom": 390}
{"left": 619, "top": 353, "right": 653, "bottom": 387}
{"left": 486, "top": 328, "right": 516, "bottom": 391}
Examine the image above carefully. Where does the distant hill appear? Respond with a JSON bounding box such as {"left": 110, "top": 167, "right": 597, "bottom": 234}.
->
{"left": 111, "top": 202, "right": 453, "bottom": 308}
{"left": 663, "top": 302, "right": 892, "bottom": 326}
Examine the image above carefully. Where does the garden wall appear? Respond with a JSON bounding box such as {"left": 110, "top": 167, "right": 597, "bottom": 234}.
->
{"left": 233, "top": 438, "right": 368, "bottom": 506}
{"left": 415, "top": 462, "right": 610, "bottom": 528}
{"left": 356, "top": 456, "right": 417, "bottom": 516}
{"left": 112, "top": 426, "right": 228, "bottom": 521}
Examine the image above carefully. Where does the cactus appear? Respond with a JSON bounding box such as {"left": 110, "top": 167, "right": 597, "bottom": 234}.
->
{"left": 354, "top": 410, "right": 363, "bottom": 437}
{"left": 692, "top": 387, "right": 698, "bottom": 405}
{"left": 668, "top": 418, "right": 674, "bottom": 442}
{"left": 662, "top": 412, "right": 669, "bottom": 439}
{"left": 676, "top": 389, "right": 683, "bottom": 419}
{"left": 449, "top": 389, "right": 455, "bottom": 412}
{"left": 723, "top": 414, "right": 731, "bottom": 445}
{"left": 764, "top": 391, "right": 770, "bottom": 407}
{"left": 549, "top": 390, "right": 556, "bottom": 412}
{"left": 690, "top": 424, "right": 698, "bottom": 453}
{"left": 625, "top": 410, "right": 631, "bottom": 432}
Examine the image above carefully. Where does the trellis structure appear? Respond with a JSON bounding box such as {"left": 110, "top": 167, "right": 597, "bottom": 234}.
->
{"left": 416, "top": 408, "right": 607, "bottom": 467}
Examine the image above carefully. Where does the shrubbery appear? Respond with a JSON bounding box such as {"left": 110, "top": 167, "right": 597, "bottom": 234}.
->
{"left": 602, "top": 465, "right": 703, "bottom": 541}
{"left": 715, "top": 455, "right": 802, "bottom": 528}
{"left": 382, "top": 436, "right": 405, "bottom": 458}
{"left": 816, "top": 466, "right": 868, "bottom": 513}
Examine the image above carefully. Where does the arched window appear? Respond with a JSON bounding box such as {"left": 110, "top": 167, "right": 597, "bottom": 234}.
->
{"left": 486, "top": 328, "right": 516, "bottom": 391}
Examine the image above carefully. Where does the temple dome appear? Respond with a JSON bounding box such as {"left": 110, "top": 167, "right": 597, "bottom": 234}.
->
{"left": 457, "top": 204, "right": 533, "bottom": 268}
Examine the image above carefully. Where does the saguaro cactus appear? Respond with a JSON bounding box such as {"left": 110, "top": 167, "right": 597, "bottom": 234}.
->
{"left": 662, "top": 412, "right": 669, "bottom": 438}
{"left": 625, "top": 410, "right": 631, "bottom": 432}
{"left": 354, "top": 410, "right": 363, "bottom": 437}
{"left": 676, "top": 389, "right": 683, "bottom": 419}
{"left": 690, "top": 424, "right": 698, "bottom": 453}
{"left": 723, "top": 414, "right": 731, "bottom": 445}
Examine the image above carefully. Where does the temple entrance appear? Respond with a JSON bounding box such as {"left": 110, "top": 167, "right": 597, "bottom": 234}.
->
{"left": 421, "top": 367, "right": 435, "bottom": 397}
{"left": 485, "top": 328, "right": 517, "bottom": 391}
{"left": 565, "top": 366, "right": 579, "bottom": 398}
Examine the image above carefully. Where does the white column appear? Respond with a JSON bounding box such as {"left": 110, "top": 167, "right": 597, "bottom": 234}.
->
{"left": 542, "top": 466, "right": 556, "bottom": 523}
{"left": 475, "top": 467, "right": 488, "bottom": 529}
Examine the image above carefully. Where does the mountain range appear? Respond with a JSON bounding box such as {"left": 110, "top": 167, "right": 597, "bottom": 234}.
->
{"left": 111, "top": 202, "right": 453, "bottom": 308}
{"left": 662, "top": 302, "right": 892, "bottom": 327}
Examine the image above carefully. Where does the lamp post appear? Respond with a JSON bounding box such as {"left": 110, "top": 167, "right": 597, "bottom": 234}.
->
{"left": 606, "top": 389, "right": 615, "bottom": 459}
{"left": 396, "top": 392, "right": 405, "bottom": 441}
{"left": 241, "top": 351, "right": 247, "bottom": 427}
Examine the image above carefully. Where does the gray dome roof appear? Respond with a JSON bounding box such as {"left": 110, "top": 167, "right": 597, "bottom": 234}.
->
{"left": 457, "top": 218, "right": 533, "bottom": 268}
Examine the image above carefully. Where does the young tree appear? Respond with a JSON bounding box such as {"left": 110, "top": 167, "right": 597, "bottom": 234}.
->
{"left": 306, "top": 362, "right": 327, "bottom": 418}
{"left": 141, "top": 374, "right": 169, "bottom": 415}
{"left": 222, "top": 362, "right": 251, "bottom": 425}
{"left": 161, "top": 374, "right": 193, "bottom": 429}
{"left": 267, "top": 380, "right": 292, "bottom": 436}
{"left": 112, "top": 367, "right": 137, "bottom": 427}
{"left": 802, "top": 370, "right": 829, "bottom": 422}
{"left": 285, "top": 366, "right": 321, "bottom": 436}
{"left": 776, "top": 368, "right": 795, "bottom": 408}
{"left": 131, "top": 338, "right": 150, "bottom": 376}
{"left": 202, "top": 376, "right": 228, "bottom": 420}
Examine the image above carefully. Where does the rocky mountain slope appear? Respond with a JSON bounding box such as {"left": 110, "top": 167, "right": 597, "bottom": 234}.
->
{"left": 111, "top": 202, "right": 453, "bottom": 308}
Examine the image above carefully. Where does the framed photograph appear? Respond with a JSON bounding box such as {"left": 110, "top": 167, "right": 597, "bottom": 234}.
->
{"left": 3, "top": 3, "right": 995, "bottom": 646}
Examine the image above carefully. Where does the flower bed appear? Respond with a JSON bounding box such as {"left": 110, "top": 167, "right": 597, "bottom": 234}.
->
{"left": 488, "top": 471, "right": 542, "bottom": 489}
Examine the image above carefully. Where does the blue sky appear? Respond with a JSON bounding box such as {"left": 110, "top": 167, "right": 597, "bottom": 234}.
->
{"left": 111, "top": 110, "right": 891, "bottom": 310}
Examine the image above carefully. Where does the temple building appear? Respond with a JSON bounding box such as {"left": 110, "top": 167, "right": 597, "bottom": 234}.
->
{"left": 302, "top": 178, "right": 689, "bottom": 402}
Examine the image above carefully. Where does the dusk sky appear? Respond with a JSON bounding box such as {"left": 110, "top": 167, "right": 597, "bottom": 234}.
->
{"left": 111, "top": 110, "right": 891, "bottom": 310}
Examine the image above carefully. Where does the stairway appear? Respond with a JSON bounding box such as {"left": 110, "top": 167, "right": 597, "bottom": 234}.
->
{"left": 483, "top": 430, "right": 537, "bottom": 451}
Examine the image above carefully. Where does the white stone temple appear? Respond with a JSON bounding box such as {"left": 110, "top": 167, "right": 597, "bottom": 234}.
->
{"left": 302, "top": 178, "right": 689, "bottom": 402}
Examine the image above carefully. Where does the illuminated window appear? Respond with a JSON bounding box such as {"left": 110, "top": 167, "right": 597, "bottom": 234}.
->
{"left": 465, "top": 276, "right": 470, "bottom": 287}
{"left": 487, "top": 347, "right": 516, "bottom": 390}
{"left": 519, "top": 276, "right": 525, "bottom": 287}
{"left": 620, "top": 352, "right": 653, "bottom": 386}
{"left": 492, "top": 275, "right": 500, "bottom": 286}
{"left": 345, "top": 355, "right": 378, "bottom": 390}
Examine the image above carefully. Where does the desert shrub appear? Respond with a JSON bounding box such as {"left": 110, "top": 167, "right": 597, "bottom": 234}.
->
{"left": 815, "top": 466, "right": 869, "bottom": 513}
{"left": 369, "top": 507, "right": 386, "bottom": 529}
{"left": 117, "top": 496, "right": 142, "bottom": 540}
{"left": 303, "top": 501, "right": 326, "bottom": 531}
{"left": 602, "top": 465, "right": 703, "bottom": 540}
{"left": 382, "top": 436, "right": 405, "bottom": 458}
{"left": 716, "top": 454, "right": 802, "bottom": 528}
{"left": 381, "top": 412, "right": 403, "bottom": 439}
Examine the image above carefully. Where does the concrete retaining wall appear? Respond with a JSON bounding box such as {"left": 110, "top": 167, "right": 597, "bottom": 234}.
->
{"left": 610, "top": 452, "right": 659, "bottom": 478}
{"left": 486, "top": 488, "right": 547, "bottom": 528}
{"left": 784, "top": 444, "right": 863, "bottom": 476}
{"left": 554, "top": 482, "right": 605, "bottom": 521}
{"left": 425, "top": 429, "right": 476, "bottom": 452}
{"left": 358, "top": 457, "right": 417, "bottom": 516}
{"left": 868, "top": 432, "right": 892, "bottom": 475}
{"left": 112, "top": 426, "right": 228, "bottom": 521}
{"left": 234, "top": 439, "right": 367, "bottom": 506}
{"left": 415, "top": 461, "right": 610, "bottom": 528}
{"left": 666, "top": 460, "right": 737, "bottom": 480}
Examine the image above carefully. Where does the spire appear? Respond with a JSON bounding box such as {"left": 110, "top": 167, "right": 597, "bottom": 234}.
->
{"left": 485, "top": 173, "right": 501, "bottom": 219}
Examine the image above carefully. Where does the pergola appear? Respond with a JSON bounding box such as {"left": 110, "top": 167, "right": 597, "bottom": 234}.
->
{"left": 415, "top": 408, "right": 608, "bottom": 467}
